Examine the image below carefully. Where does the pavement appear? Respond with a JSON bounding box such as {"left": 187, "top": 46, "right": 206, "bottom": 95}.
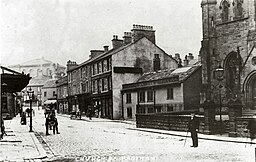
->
{"left": 0, "top": 110, "right": 255, "bottom": 162}
{"left": 0, "top": 113, "right": 47, "bottom": 162}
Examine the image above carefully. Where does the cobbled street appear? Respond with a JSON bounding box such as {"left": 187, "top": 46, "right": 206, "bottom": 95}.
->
{"left": 31, "top": 109, "right": 255, "bottom": 162}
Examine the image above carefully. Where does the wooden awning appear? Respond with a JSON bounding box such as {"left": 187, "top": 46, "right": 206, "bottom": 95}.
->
{"left": 1, "top": 66, "right": 31, "bottom": 93}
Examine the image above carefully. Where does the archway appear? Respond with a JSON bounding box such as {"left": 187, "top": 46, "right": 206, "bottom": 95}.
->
{"left": 243, "top": 71, "right": 256, "bottom": 110}
{"left": 223, "top": 51, "right": 242, "bottom": 99}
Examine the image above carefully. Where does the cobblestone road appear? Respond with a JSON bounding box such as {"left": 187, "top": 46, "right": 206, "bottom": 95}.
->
{"left": 32, "top": 109, "right": 255, "bottom": 162}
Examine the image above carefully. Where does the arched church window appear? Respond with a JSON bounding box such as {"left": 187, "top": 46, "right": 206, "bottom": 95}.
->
{"left": 220, "top": 0, "right": 230, "bottom": 22}
{"left": 233, "top": 0, "right": 243, "bottom": 19}
{"left": 224, "top": 52, "right": 242, "bottom": 98}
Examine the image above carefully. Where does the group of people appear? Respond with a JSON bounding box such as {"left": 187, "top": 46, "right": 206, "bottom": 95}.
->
{"left": 45, "top": 112, "right": 60, "bottom": 135}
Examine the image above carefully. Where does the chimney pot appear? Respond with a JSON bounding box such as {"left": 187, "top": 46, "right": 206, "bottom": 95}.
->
{"left": 104, "top": 46, "right": 109, "bottom": 52}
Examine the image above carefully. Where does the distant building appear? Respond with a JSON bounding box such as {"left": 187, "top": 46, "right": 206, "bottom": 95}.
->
{"left": 65, "top": 24, "right": 179, "bottom": 119}
{"left": 8, "top": 57, "right": 66, "bottom": 78}
{"left": 41, "top": 79, "right": 57, "bottom": 105}
{"left": 8, "top": 57, "right": 66, "bottom": 106}
{"left": 56, "top": 76, "right": 68, "bottom": 113}
{"left": 122, "top": 62, "right": 201, "bottom": 120}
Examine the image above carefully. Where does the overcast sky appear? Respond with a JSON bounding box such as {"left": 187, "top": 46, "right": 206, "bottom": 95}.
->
{"left": 0, "top": 0, "right": 202, "bottom": 66}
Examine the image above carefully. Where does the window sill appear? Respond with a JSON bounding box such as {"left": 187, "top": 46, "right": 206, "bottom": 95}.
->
{"left": 216, "top": 16, "right": 249, "bottom": 26}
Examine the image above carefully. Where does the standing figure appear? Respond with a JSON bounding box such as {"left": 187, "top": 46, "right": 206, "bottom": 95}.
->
{"left": 52, "top": 114, "right": 60, "bottom": 134}
{"left": 45, "top": 114, "right": 50, "bottom": 135}
{"left": 247, "top": 114, "right": 256, "bottom": 144}
{"left": 1, "top": 117, "right": 6, "bottom": 139}
{"left": 188, "top": 113, "right": 199, "bottom": 147}
{"left": 20, "top": 112, "right": 27, "bottom": 125}
{"left": 88, "top": 106, "right": 93, "bottom": 120}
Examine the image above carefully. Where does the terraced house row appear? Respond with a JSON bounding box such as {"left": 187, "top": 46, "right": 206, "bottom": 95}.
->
{"left": 56, "top": 24, "right": 200, "bottom": 120}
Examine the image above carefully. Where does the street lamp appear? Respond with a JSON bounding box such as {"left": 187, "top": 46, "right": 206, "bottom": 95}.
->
{"left": 27, "top": 87, "right": 34, "bottom": 132}
{"left": 214, "top": 64, "right": 224, "bottom": 134}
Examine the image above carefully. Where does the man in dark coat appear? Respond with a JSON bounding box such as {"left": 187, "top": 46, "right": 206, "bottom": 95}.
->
{"left": 45, "top": 114, "right": 50, "bottom": 135}
{"left": 52, "top": 114, "right": 60, "bottom": 135}
{"left": 247, "top": 114, "right": 256, "bottom": 144}
{"left": 188, "top": 113, "right": 199, "bottom": 147}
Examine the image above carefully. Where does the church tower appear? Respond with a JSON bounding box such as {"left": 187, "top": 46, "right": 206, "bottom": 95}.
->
{"left": 200, "top": 0, "right": 256, "bottom": 136}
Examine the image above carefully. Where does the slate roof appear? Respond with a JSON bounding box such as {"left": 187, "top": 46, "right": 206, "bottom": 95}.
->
{"left": 28, "top": 75, "right": 52, "bottom": 86}
{"left": 136, "top": 65, "right": 201, "bottom": 83}
{"left": 9, "top": 57, "right": 65, "bottom": 68}
{"left": 42, "top": 79, "right": 57, "bottom": 88}
{"left": 70, "top": 37, "right": 177, "bottom": 71}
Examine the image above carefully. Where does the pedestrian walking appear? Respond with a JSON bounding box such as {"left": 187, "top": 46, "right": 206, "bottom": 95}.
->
{"left": 188, "top": 112, "right": 199, "bottom": 147}
{"left": 20, "top": 112, "right": 27, "bottom": 125}
{"left": 88, "top": 106, "right": 93, "bottom": 120}
{"left": 246, "top": 114, "right": 256, "bottom": 144}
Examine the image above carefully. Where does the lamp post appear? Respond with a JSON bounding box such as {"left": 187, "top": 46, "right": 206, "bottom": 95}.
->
{"left": 27, "top": 87, "right": 34, "bottom": 132}
{"left": 214, "top": 64, "right": 224, "bottom": 134}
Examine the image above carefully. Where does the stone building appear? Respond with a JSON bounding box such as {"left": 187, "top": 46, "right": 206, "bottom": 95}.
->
{"left": 66, "top": 24, "right": 178, "bottom": 119}
{"left": 122, "top": 57, "right": 201, "bottom": 120}
{"left": 56, "top": 76, "right": 68, "bottom": 114}
{"left": 200, "top": 0, "right": 256, "bottom": 135}
{"left": 41, "top": 79, "right": 58, "bottom": 106}
{"left": 8, "top": 57, "right": 66, "bottom": 78}
{"left": 8, "top": 57, "right": 66, "bottom": 106}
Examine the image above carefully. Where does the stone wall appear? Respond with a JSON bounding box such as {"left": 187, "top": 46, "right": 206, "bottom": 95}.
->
{"left": 235, "top": 117, "right": 250, "bottom": 137}
{"left": 136, "top": 113, "right": 230, "bottom": 134}
{"left": 136, "top": 114, "right": 191, "bottom": 131}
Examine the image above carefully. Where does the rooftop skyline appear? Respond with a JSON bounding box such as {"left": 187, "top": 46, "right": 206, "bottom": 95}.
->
{"left": 1, "top": 0, "right": 202, "bottom": 67}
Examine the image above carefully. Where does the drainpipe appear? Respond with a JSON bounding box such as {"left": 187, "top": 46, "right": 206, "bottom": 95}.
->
{"left": 153, "top": 88, "right": 156, "bottom": 112}
{"left": 121, "top": 91, "right": 124, "bottom": 119}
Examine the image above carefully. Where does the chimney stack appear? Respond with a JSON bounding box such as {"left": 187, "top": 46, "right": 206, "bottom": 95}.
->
{"left": 103, "top": 45, "right": 109, "bottom": 52}
{"left": 123, "top": 32, "right": 132, "bottom": 45}
{"left": 90, "top": 50, "right": 104, "bottom": 59}
{"left": 131, "top": 24, "right": 155, "bottom": 43}
{"left": 67, "top": 60, "right": 78, "bottom": 71}
{"left": 174, "top": 53, "right": 180, "bottom": 61}
{"left": 112, "top": 35, "right": 123, "bottom": 49}
{"left": 153, "top": 54, "right": 161, "bottom": 71}
{"left": 183, "top": 55, "right": 189, "bottom": 66}
{"left": 187, "top": 53, "right": 194, "bottom": 61}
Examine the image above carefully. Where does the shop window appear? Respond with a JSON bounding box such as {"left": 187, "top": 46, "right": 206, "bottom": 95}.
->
{"left": 167, "top": 105, "right": 174, "bottom": 112}
{"left": 148, "top": 107, "right": 154, "bottom": 113}
{"left": 155, "top": 106, "right": 162, "bottom": 113}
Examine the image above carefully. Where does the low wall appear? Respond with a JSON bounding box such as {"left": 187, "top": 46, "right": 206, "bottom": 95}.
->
{"left": 235, "top": 117, "right": 250, "bottom": 137}
{"left": 136, "top": 113, "right": 229, "bottom": 134}
{"left": 136, "top": 113, "right": 194, "bottom": 132}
